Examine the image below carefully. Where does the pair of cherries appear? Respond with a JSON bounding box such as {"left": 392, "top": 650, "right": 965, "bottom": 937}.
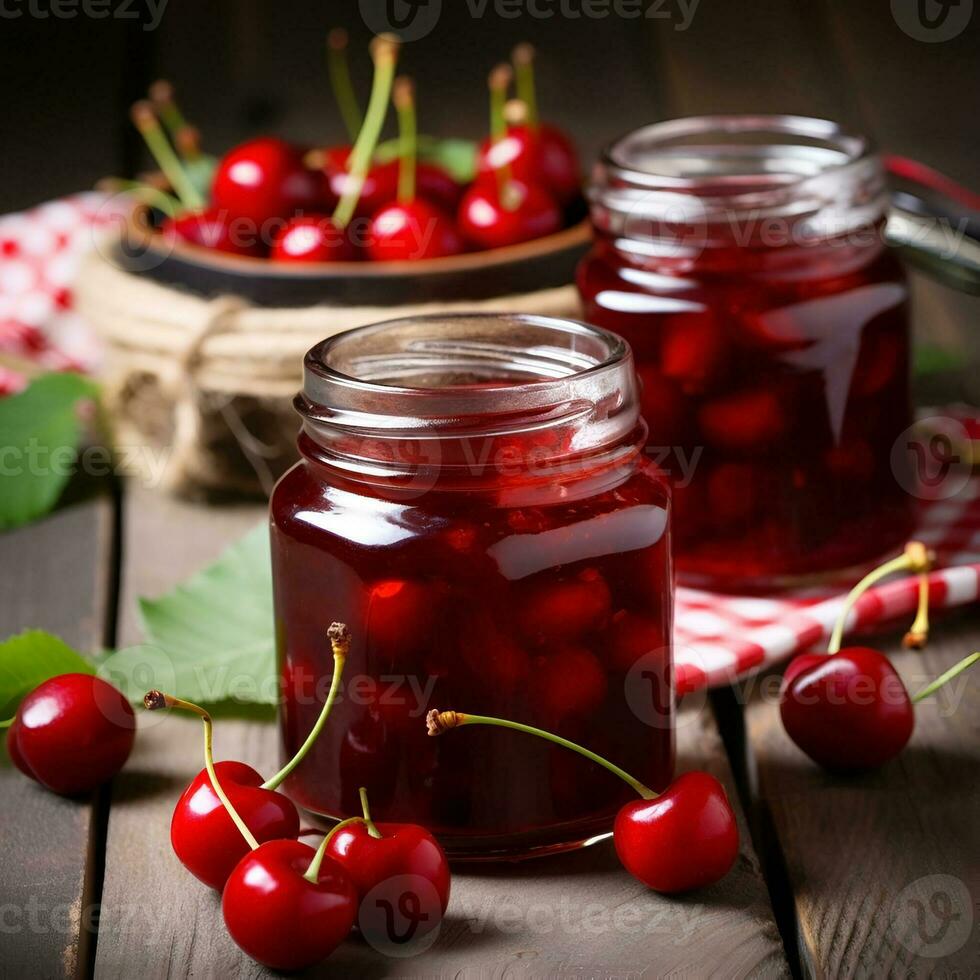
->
{"left": 145, "top": 622, "right": 450, "bottom": 972}
{"left": 780, "top": 541, "right": 979, "bottom": 770}
{"left": 426, "top": 709, "right": 740, "bottom": 894}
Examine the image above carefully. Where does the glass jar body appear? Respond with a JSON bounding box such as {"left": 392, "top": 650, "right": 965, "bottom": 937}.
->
{"left": 578, "top": 119, "right": 915, "bottom": 589}
{"left": 271, "top": 315, "right": 674, "bottom": 859}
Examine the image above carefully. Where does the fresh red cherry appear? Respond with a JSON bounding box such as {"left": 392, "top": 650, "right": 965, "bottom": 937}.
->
{"left": 459, "top": 177, "right": 560, "bottom": 250}
{"left": 7, "top": 673, "right": 135, "bottom": 795}
{"left": 428, "top": 710, "right": 740, "bottom": 894}
{"left": 160, "top": 207, "right": 265, "bottom": 257}
{"left": 476, "top": 122, "right": 580, "bottom": 207}
{"left": 167, "top": 759, "right": 301, "bottom": 889}
{"left": 222, "top": 838, "right": 357, "bottom": 971}
{"left": 325, "top": 788, "right": 450, "bottom": 945}
{"left": 270, "top": 213, "right": 357, "bottom": 262}
{"left": 780, "top": 647, "right": 915, "bottom": 770}
{"left": 475, "top": 42, "right": 579, "bottom": 205}
{"left": 369, "top": 199, "right": 461, "bottom": 261}
{"left": 517, "top": 567, "right": 611, "bottom": 645}
{"left": 416, "top": 162, "right": 465, "bottom": 213}
{"left": 319, "top": 150, "right": 399, "bottom": 219}
{"left": 211, "top": 136, "right": 324, "bottom": 226}
{"left": 144, "top": 623, "right": 351, "bottom": 889}
{"left": 366, "top": 78, "right": 463, "bottom": 262}
{"left": 613, "top": 772, "right": 739, "bottom": 893}
{"left": 778, "top": 542, "right": 980, "bottom": 771}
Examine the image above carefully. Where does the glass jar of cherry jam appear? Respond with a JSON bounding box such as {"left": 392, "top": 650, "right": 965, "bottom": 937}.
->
{"left": 271, "top": 314, "right": 674, "bottom": 859}
{"left": 578, "top": 116, "right": 915, "bottom": 589}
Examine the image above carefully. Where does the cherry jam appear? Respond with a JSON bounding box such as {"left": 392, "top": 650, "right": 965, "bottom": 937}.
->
{"left": 578, "top": 116, "right": 915, "bottom": 589}
{"left": 271, "top": 314, "right": 674, "bottom": 858}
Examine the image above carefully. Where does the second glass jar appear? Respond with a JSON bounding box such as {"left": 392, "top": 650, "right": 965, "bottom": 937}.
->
{"left": 270, "top": 314, "right": 674, "bottom": 859}
{"left": 578, "top": 115, "right": 915, "bottom": 590}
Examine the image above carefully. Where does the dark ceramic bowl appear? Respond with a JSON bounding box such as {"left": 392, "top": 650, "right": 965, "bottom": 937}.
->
{"left": 112, "top": 204, "right": 592, "bottom": 308}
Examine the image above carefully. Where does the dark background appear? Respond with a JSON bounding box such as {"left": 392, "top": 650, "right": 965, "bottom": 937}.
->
{"left": 1, "top": 0, "right": 978, "bottom": 212}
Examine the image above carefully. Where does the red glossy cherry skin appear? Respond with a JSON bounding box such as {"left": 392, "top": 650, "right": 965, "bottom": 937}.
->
{"left": 322, "top": 148, "right": 400, "bottom": 218}
{"left": 8, "top": 673, "right": 135, "bottom": 795}
{"left": 160, "top": 207, "right": 266, "bottom": 256}
{"left": 170, "top": 760, "right": 300, "bottom": 890}
{"left": 270, "top": 214, "right": 357, "bottom": 263}
{"left": 477, "top": 123, "right": 580, "bottom": 204}
{"left": 457, "top": 180, "right": 561, "bottom": 251}
{"left": 325, "top": 820, "right": 451, "bottom": 931}
{"left": 367, "top": 200, "right": 464, "bottom": 261}
{"left": 222, "top": 838, "right": 357, "bottom": 971}
{"left": 779, "top": 647, "right": 915, "bottom": 770}
{"left": 416, "top": 162, "right": 466, "bottom": 213}
{"left": 613, "top": 772, "right": 739, "bottom": 893}
{"left": 212, "top": 137, "right": 323, "bottom": 226}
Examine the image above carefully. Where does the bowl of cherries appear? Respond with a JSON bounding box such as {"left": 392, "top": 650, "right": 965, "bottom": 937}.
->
{"left": 111, "top": 34, "right": 589, "bottom": 308}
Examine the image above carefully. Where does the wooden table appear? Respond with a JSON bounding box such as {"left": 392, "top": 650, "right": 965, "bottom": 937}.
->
{"left": 2, "top": 6, "right": 979, "bottom": 978}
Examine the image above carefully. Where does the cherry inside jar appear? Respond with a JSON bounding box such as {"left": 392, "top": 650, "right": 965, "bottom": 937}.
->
{"left": 271, "top": 314, "right": 674, "bottom": 858}
{"left": 578, "top": 116, "right": 915, "bottom": 590}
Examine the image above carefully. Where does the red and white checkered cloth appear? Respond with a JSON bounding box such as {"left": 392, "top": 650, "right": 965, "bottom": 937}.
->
{"left": 3, "top": 193, "right": 979, "bottom": 691}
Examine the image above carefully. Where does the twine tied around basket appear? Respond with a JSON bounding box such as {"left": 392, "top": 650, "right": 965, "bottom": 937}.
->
{"left": 75, "top": 247, "right": 583, "bottom": 496}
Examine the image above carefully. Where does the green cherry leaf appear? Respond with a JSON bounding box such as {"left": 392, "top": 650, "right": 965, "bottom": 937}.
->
{"left": 0, "top": 372, "right": 98, "bottom": 531}
{"left": 99, "top": 523, "right": 277, "bottom": 707}
{"left": 0, "top": 630, "right": 95, "bottom": 721}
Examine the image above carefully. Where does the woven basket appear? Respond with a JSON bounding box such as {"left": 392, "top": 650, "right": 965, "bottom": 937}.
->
{"left": 76, "top": 246, "right": 583, "bottom": 497}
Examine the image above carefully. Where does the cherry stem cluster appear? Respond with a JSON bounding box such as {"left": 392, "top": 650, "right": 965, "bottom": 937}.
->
{"left": 333, "top": 35, "right": 399, "bottom": 229}
{"left": 303, "top": 785, "right": 381, "bottom": 883}
{"left": 130, "top": 101, "right": 204, "bottom": 212}
{"left": 827, "top": 541, "right": 932, "bottom": 655}
{"left": 261, "top": 622, "right": 350, "bottom": 791}
{"left": 426, "top": 710, "right": 656, "bottom": 800}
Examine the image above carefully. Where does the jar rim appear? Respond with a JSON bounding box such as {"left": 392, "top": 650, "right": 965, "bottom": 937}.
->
{"left": 303, "top": 312, "right": 630, "bottom": 406}
{"left": 600, "top": 114, "right": 874, "bottom": 193}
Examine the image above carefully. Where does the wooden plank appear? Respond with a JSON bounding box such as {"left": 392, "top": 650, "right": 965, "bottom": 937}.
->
{"left": 744, "top": 616, "right": 980, "bottom": 977}
{"left": 93, "top": 483, "right": 788, "bottom": 978}
{"left": 0, "top": 484, "right": 115, "bottom": 979}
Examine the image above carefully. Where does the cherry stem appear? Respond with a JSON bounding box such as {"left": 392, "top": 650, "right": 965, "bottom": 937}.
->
{"left": 333, "top": 35, "right": 399, "bottom": 229}
{"left": 130, "top": 102, "right": 203, "bottom": 211}
{"left": 303, "top": 816, "right": 365, "bottom": 884}
{"left": 487, "top": 64, "right": 513, "bottom": 202}
{"left": 827, "top": 541, "right": 932, "bottom": 655}
{"left": 262, "top": 623, "right": 350, "bottom": 792}
{"left": 393, "top": 76, "right": 417, "bottom": 205}
{"left": 903, "top": 571, "right": 932, "bottom": 650}
{"left": 0, "top": 717, "right": 13, "bottom": 728}
{"left": 512, "top": 43, "right": 539, "bottom": 130}
{"left": 912, "top": 652, "right": 980, "bottom": 703}
{"left": 426, "top": 710, "right": 656, "bottom": 800}
{"left": 359, "top": 785, "right": 383, "bottom": 839}
{"left": 327, "top": 28, "right": 363, "bottom": 144}
{"left": 142, "top": 690, "right": 260, "bottom": 851}
{"left": 149, "top": 80, "right": 188, "bottom": 142}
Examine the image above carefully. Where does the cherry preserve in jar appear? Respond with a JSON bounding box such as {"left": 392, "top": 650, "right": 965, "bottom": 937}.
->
{"left": 578, "top": 116, "right": 915, "bottom": 589}
{"left": 271, "top": 314, "right": 673, "bottom": 858}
